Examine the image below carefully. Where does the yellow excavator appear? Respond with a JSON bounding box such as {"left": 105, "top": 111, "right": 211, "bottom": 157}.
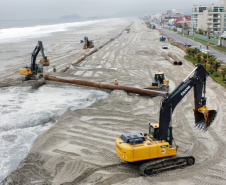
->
{"left": 147, "top": 72, "right": 169, "bottom": 92}
{"left": 19, "top": 41, "right": 50, "bottom": 81}
{"left": 83, "top": 36, "right": 94, "bottom": 49}
{"left": 116, "top": 64, "right": 217, "bottom": 175}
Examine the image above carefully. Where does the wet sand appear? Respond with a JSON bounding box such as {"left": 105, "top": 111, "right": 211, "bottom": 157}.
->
{"left": 2, "top": 18, "right": 226, "bottom": 185}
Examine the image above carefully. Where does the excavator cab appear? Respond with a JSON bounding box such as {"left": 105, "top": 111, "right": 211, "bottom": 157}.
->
{"left": 149, "top": 123, "right": 172, "bottom": 144}
{"left": 153, "top": 73, "right": 165, "bottom": 86}
{"left": 149, "top": 123, "right": 159, "bottom": 139}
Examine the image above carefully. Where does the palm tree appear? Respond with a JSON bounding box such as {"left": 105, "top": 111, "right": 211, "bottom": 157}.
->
{"left": 191, "top": 48, "right": 198, "bottom": 57}
{"left": 208, "top": 56, "right": 216, "bottom": 73}
{"left": 214, "top": 60, "right": 221, "bottom": 73}
{"left": 222, "top": 66, "right": 226, "bottom": 80}
{"left": 186, "top": 48, "right": 192, "bottom": 56}
{"left": 197, "top": 53, "right": 201, "bottom": 63}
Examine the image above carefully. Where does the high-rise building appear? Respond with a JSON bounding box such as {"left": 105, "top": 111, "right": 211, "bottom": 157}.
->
{"left": 191, "top": 0, "right": 226, "bottom": 33}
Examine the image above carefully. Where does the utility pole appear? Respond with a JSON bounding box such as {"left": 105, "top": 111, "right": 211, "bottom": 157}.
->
{"left": 206, "top": 16, "right": 212, "bottom": 70}
{"left": 207, "top": 27, "right": 210, "bottom": 70}
{"left": 193, "top": 18, "right": 195, "bottom": 39}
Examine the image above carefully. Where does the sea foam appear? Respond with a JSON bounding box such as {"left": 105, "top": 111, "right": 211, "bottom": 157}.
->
{"left": 0, "top": 19, "right": 106, "bottom": 43}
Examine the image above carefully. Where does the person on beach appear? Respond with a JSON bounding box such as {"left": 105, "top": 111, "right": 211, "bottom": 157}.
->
{"left": 53, "top": 64, "right": 56, "bottom": 72}
{"left": 114, "top": 79, "right": 118, "bottom": 85}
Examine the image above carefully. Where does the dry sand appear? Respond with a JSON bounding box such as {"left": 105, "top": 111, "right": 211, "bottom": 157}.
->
{"left": 2, "top": 18, "right": 226, "bottom": 185}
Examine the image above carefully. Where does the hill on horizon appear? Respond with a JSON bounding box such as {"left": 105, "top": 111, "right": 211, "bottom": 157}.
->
{"left": 59, "top": 13, "right": 81, "bottom": 19}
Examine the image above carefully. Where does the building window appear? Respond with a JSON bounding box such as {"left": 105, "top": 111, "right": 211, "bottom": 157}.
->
{"left": 199, "top": 7, "right": 206, "bottom": 12}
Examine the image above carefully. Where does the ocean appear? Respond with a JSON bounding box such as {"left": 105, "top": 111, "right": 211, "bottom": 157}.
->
{"left": 0, "top": 17, "right": 111, "bottom": 183}
{"left": 0, "top": 85, "right": 109, "bottom": 183}
{"left": 0, "top": 18, "right": 109, "bottom": 43}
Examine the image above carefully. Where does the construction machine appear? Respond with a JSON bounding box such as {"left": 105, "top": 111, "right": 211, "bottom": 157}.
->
{"left": 83, "top": 36, "right": 94, "bottom": 49}
{"left": 160, "top": 36, "right": 166, "bottom": 41}
{"left": 116, "top": 64, "right": 217, "bottom": 175}
{"left": 146, "top": 72, "right": 169, "bottom": 92}
{"left": 19, "top": 41, "right": 50, "bottom": 81}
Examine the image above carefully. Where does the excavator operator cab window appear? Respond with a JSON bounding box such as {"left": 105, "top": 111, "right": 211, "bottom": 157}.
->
{"left": 154, "top": 74, "right": 159, "bottom": 82}
{"left": 37, "top": 64, "right": 43, "bottom": 73}
{"left": 159, "top": 74, "right": 164, "bottom": 84}
{"left": 149, "top": 126, "right": 159, "bottom": 139}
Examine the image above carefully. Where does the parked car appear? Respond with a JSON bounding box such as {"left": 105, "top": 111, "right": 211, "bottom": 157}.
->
{"left": 209, "top": 52, "right": 215, "bottom": 57}
{"left": 162, "top": 44, "right": 168, "bottom": 49}
{"left": 200, "top": 49, "right": 208, "bottom": 54}
{"left": 185, "top": 42, "right": 192, "bottom": 47}
{"left": 200, "top": 49, "right": 215, "bottom": 57}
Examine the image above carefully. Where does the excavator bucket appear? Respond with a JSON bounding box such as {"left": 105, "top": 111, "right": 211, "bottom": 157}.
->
{"left": 40, "top": 58, "right": 50, "bottom": 66}
{"left": 194, "top": 105, "right": 217, "bottom": 131}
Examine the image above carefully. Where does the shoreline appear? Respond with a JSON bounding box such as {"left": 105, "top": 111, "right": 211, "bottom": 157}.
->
{"left": 2, "top": 18, "right": 226, "bottom": 184}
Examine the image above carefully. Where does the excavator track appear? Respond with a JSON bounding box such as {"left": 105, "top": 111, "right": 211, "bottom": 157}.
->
{"left": 139, "top": 155, "right": 195, "bottom": 176}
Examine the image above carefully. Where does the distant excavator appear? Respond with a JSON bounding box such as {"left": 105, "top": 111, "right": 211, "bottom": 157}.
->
{"left": 83, "top": 36, "right": 94, "bottom": 49}
{"left": 146, "top": 72, "right": 169, "bottom": 92}
{"left": 116, "top": 64, "right": 217, "bottom": 175}
{"left": 19, "top": 41, "right": 50, "bottom": 81}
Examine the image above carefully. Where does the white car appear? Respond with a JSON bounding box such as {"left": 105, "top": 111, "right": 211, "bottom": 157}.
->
{"left": 162, "top": 44, "right": 168, "bottom": 49}
{"left": 200, "top": 49, "right": 209, "bottom": 54}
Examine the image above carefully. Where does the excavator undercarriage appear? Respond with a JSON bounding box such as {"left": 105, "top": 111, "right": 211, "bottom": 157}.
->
{"left": 138, "top": 155, "right": 195, "bottom": 176}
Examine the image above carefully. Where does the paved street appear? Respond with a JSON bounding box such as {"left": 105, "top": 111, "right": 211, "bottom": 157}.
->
{"left": 159, "top": 28, "right": 226, "bottom": 63}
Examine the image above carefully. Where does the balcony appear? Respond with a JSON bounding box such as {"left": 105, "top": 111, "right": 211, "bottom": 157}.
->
{"left": 213, "top": 20, "right": 221, "bottom": 23}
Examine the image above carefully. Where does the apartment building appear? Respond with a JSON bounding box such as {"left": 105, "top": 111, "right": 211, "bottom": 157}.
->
{"left": 191, "top": 0, "right": 226, "bottom": 33}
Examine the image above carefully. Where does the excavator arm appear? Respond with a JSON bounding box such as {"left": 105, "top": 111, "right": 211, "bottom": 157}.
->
{"left": 158, "top": 64, "right": 216, "bottom": 144}
{"left": 31, "top": 41, "right": 49, "bottom": 68}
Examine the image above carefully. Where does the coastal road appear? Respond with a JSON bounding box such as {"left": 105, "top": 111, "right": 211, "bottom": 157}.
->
{"left": 159, "top": 27, "right": 226, "bottom": 63}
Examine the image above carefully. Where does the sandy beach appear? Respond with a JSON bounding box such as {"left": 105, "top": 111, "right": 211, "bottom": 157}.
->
{"left": 1, "top": 18, "right": 226, "bottom": 185}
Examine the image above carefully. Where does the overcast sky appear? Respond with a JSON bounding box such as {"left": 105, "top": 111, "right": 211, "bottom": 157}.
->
{"left": 0, "top": 0, "right": 219, "bottom": 20}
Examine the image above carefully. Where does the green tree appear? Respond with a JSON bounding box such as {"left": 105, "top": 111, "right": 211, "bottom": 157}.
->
{"left": 214, "top": 60, "right": 221, "bottom": 73}
{"left": 203, "top": 53, "right": 207, "bottom": 62}
{"left": 222, "top": 66, "right": 226, "bottom": 80}
{"left": 208, "top": 56, "right": 216, "bottom": 73}
{"left": 191, "top": 48, "right": 198, "bottom": 57}
{"left": 197, "top": 53, "right": 201, "bottom": 63}
{"left": 198, "top": 28, "right": 205, "bottom": 35}
{"left": 186, "top": 48, "right": 192, "bottom": 56}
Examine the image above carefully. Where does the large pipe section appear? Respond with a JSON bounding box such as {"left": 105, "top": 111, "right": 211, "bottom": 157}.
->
{"left": 168, "top": 52, "right": 182, "bottom": 65}
{"left": 45, "top": 75, "right": 167, "bottom": 97}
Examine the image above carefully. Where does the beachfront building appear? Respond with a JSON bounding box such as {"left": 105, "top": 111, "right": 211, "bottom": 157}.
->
{"left": 191, "top": 0, "right": 226, "bottom": 33}
{"left": 160, "top": 10, "right": 183, "bottom": 27}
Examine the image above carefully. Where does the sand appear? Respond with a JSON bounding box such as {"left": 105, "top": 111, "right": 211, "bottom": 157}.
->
{"left": 2, "top": 18, "right": 226, "bottom": 185}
